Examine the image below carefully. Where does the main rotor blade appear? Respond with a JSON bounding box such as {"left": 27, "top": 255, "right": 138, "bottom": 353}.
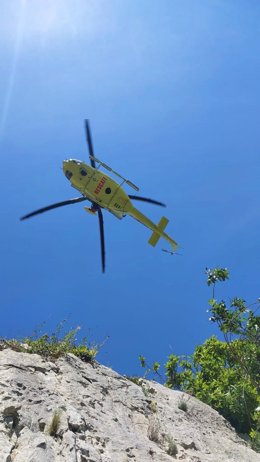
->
{"left": 97, "top": 207, "right": 105, "bottom": 273}
{"left": 128, "top": 195, "right": 166, "bottom": 207}
{"left": 84, "top": 119, "right": 96, "bottom": 168}
{"left": 20, "top": 196, "right": 88, "bottom": 220}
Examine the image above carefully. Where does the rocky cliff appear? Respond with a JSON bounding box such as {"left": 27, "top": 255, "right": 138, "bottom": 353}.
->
{"left": 0, "top": 349, "right": 259, "bottom": 462}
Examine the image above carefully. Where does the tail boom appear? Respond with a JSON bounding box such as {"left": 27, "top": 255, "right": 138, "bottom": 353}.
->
{"left": 128, "top": 206, "right": 178, "bottom": 251}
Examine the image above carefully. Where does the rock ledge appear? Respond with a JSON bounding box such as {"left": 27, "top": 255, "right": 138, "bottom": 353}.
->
{"left": 0, "top": 349, "right": 259, "bottom": 462}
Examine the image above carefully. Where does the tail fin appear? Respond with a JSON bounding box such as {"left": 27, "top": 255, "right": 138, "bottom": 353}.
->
{"left": 148, "top": 217, "right": 169, "bottom": 247}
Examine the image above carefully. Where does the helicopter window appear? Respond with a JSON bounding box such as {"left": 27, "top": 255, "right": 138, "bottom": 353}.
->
{"left": 105, "top": 187, "right": 111, "bottom": 194}
{"left": 65, "top": 170, "right": 73, "bottom": 180}
{"left": 80, "top": 169, "right": 87, "bottom": 176}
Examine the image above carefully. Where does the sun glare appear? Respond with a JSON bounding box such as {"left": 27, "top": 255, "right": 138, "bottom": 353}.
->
{"left": 21, "top": 0, "right": 104, "bottom": 42}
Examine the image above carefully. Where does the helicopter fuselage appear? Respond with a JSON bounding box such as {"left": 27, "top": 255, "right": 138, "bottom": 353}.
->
{"left": 63, "top": 159, "right": 131, "bottom": 218}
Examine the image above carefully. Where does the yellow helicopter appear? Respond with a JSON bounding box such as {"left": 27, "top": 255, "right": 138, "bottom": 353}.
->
{"left": 21, "top": 120, "right": 178, "bottom": 272}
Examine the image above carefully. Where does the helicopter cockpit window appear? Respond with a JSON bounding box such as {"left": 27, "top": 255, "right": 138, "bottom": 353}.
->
{"left": 65, "top": 170, "right": 73, "bottom": 180}
{"left": 80, "top": 169, "right": 87, "bottom": 176}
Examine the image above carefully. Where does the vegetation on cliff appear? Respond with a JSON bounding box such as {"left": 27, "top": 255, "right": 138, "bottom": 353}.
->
{"left": 0, "top": 321, "right": 97, "bottom": 362}
{"left": 141, "top": 268, "right": 260, "bottom": 451}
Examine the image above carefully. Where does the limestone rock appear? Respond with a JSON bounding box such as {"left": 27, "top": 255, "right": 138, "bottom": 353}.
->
{"left": 0, "top": 349, "right": 259, "bottom": 462}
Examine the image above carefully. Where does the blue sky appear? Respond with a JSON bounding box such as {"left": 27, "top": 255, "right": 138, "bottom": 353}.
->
{"left": 1, "top": 0, "right": 260, "bottom": 376}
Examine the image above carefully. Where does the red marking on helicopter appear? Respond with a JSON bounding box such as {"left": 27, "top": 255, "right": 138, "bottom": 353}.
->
{"left": 94, "top": 176, "right": 107, "bottom": 194}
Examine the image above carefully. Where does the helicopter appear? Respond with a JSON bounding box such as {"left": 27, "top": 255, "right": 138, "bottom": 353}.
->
{"left": 21, "top": 120, "right": 178, "bottom": 272}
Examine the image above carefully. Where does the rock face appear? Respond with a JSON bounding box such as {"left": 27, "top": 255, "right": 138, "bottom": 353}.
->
{"left": 0, "top": 349, "right": 259, "bottom": 462}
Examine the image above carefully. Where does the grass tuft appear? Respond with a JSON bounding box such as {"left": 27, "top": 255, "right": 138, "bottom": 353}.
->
{"left": 48, "top": 411, "right": 61, "bottom": 437}
{"left": 178, "top": 400, "right": 188, "bottom": 412}
{"left": 166, "top": 436, "right": 178, "bottom": 457}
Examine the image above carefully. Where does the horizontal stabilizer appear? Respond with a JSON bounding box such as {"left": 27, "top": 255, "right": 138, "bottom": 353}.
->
{"left": 148, "top": 216, "right": 169, "bottom": 247}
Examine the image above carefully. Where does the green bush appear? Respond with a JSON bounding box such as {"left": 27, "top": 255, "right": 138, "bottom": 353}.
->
{"left": 164, "top": 268, "right": 260, "bottom": 447}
